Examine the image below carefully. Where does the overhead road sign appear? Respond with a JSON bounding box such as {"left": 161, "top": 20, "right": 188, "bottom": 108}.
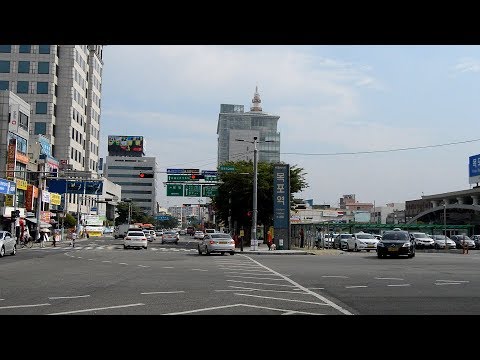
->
{"left": 184, "top": 184, "right": 201, "bottom": 197}
{"left": 219, "top": 165, "right": 235, "bottom": 172}
{"left": 201, "top": 170, "right": 218, "bottom": 176}
{"left": 167, "top": 184, "right": 184, "bottom": 196}
{"left": 155, "top": 215, "right": 171, "bottom": 221}
{"left": 167, "top": 168, "right": 185, "bottom": 174}
{"left": 202, "top": 185, "right": 218, "bottom": 197}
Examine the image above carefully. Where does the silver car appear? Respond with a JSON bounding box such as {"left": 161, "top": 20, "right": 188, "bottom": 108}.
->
{"left": 0, "top": 231, "right": 16, "bottom": 257}
{"left": 162, "top": 231, "right": 179, "bottom": 244}
{"left": 432, "top": 235, "right": 456, "bottom": 249}
{"left": 198, "top": 233, "right": 235, "bottom": 255}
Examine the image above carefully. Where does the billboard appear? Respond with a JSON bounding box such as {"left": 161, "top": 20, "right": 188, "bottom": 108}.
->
{"left": 469, "top": 154, "right": 480, "bottom": 184}
{"left": 48, "top": 179, "right": 103, "bottom": 195}
{"left": 108, "top": 136, "right": 144, "bottom": 157}
{"left": 354, "top": 211, "right": 371, "bottom": 223}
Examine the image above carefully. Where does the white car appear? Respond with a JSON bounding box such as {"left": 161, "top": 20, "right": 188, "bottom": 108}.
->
{"left": 0, "top": 231, "right": 16, "bottom": 257}
{"left": 409, "top": 232, "right": 435, "bottom": 249}
{"left": 198, "top": 233, "right": 235, "bottom": 255}
{"left": 347, "top": 232, "right": 379, "bottom": 252}
{"left": 194, "top": 231, "right": 205, "bottom": 240}
{"left": 432, "top": 235, "right": 456, "bottom": 249}
{"left": 124, "top": 230, "right": 148, "bottom": 249}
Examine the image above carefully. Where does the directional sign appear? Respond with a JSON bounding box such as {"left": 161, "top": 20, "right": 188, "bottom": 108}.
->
{"left": 202, "top": 185, "right": 218, "bottom": 197}
{"left": 201, "top": 170, "right": 218, "bottom": 176}
{"left": 167, "top": 184, "right": 184, "bottom": 196}
{"left": 155, "top": 215, "right": 171, "bottom": 221}
{"left": 0, "top": 178, "right": 16, "bottom": 195}
{"left": 204, "top": 175, "right": 217, "bottom": 182}
{"left": 219, "top": 165, "right": 235, "bottom": 172}
{"left": 167, "top": 168, "right": 185, "bottom": 174}
{"left": 184, "top": 184, "right": 201, "bottom": 197}
{"left": 168, "top": 175, "right": 198, "bottom": 182}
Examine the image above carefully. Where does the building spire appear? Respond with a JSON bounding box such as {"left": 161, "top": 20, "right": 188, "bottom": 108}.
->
{"left": 250, "top": 85, "right": 262, "bottom": 112}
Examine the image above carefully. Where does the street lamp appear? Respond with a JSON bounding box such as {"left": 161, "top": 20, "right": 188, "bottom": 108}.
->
{"left": 124, "top": 198, "right": 132, "bottom": 225}
{"left": 444, "top": 202, "right": 447, "bottom": 250}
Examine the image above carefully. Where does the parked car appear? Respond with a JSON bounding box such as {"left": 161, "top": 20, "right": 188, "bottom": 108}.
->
{"left": 179, "top": 229, "right": 187, "bottom": 235}
{"left": 124, "top": 230, "right": 147, "bottom": 249}
{"left": 143, "top": 230, "right": 153, "bottom": 242}
{"left": 409, "top": 232, "right": 435, "bottom": 249}
{"left": 194, "top": 231, "right": 205, "bottom": 240}
{"left": 162, "top": 231, "right": 179, "bottom": 244}
{"left": 155, "top": 230, "right": 164, "bottom": 237}
{"left": 103, "top": 227, "right": 113, "bottom": 235}
{"left": 333, "top": 233, "right": 352, "bottom": 250}
{"left": 377, "top": 229, "right": 415, "bottom": 258}
{"left": 450, "top": 235, "right": 476, "bottom": 249}
{"left": 432, "top": 235, "right": 456, "bottom": 249}
{"left": 317, "top": 233, "right": 337, "bottom": 248}
{"left": 347, "top": 232, "right": 379, "bottom": 252}
{"left": 373, "top": 234, "right": 382, "bottom": 241}
{"left": 0, "top": 231, "right": 16, "bottom": 257}
{"left": 198, "top": 233, "right": 235, "bottom": 255}
{"left": 471, "top": 235, "right": 480, "bottom": 249}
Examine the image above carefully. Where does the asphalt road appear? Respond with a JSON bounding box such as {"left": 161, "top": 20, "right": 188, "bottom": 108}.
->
{"left": 1, "top": 235, "right": 479, "bottom": 315}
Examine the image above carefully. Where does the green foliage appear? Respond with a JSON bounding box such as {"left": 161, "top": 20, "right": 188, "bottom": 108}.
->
{"left": 156, "top": 217, "right": 179, "bottom": 229}
{"left": 211, "top": 161, "right": 308, "bottom": 234}
{"left": 64, "top": 213, "right": 77, "bottom": 228}
{"left": 115, "top": 201, "right": 154, "bottom": 225}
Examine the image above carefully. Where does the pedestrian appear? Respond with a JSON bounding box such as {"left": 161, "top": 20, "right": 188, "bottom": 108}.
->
{"left": 71, "top": 231, "right": 77, "bottom": 248}
{"left": 39, "top": 230, "right": 46, "bottom": 248}
{"left": 52, "top": 231, "right": 56, "bottom": 247}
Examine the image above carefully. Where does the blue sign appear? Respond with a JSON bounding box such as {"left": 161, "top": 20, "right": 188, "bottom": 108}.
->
{"left": 469, "top": 154, "right": 480, "bottom": 184}
{"left": 167, "top": 169, "right": 185, "bottom": 174}
{"left": 0, "top": 178, "right": 16, "bottom": 195}
{"left": 273, "top": 164, "right": 290, "bottom": 229}
{"left": 155, "top": 215, "right": 171, "bottom": 221}
{"left": 47, "top": 179, "right": 103, "bottom": 194}
{"left": 201, "top": 170, "right": 218, "bottom": 176}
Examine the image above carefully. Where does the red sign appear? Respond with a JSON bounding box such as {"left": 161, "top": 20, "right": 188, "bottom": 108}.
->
{"left": 6, "top": 139, "right": 16, "bottom": 180}
{"left": 16, "top": 151, "right": 29, "bottom": 164}
{"left": 26, "top": 185, "right": 35, "bottom": 211}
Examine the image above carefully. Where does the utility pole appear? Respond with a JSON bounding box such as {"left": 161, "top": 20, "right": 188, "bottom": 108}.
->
{"left": 252, "top": 136, "right": 258, "bottom": 250}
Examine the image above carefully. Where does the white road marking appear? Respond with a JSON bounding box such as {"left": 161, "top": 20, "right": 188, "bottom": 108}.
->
{"left": 228, "top": 286, "right": 306, "bottom": 294}
{"left": 226, "top": 275, "right": 285, "bottom": 281}
{"left": 322, "top": 275, "right": 349, "bottom": 278}
{"left": 85, "top": 247, "right": 93, "bottom": 250}
{"left": 102, "top": 260, "right": 112, "bottom": 263}
{"left": 141, "top": 291, "right": 185, "bottom": 295}
{"left": 308, "top": 288, "right": 325, "bottom": 290}
{"left": 235, "top": 293, "right": 330, "bottom": 306}
{"left": 436, "top": 280, "right": 469, "bottom": 283}
{"left": 191, "top": 269, "right": 208, "bottom": 271}
{"left": 345, "top": 285, "right": 368, "bottom": 288}
{"left": 97, "top": 246, "right": 104, "bottom": 249}
{"left": 163, "top": 266, "right": 174, "bottom": 269}
{"left": 283, "top": 311, "right": 297, "bottom": 315}
{"left": 242, "top": 255, "right": 354, "bottom": 315}
{"left": 77, "top": 256, "right": 83, "bottom": 258}
{"left": 0, "top": 299, "right": 4, "bottom": 301}
{"left": 375, "top": 277, "right": 404, "bottom": 280}
{"left": 0, "top": 303, "right": 50, "bottom": 309}
{"left": 48, "top": 303, "right": 145, "bottom": 315}
{"left": 87, "top": 259, "right": 94, "bottom": 261}
{"left": 215, "top": 289, "right": 256, "bottom": 292}
{"left": 435, "top": 282, "right": 463, "bottom": 286}
{"left": 226, "top": 279, "right": 296, "bottom": 287}
{"left": 228, "top": 272, "right": 275, "bottom": 276}
{"left": 137, "top": 265, "right": 150, "bottom": 268}
{"left": 118, "top": 263, "right": 128, "bottom": 265}
{"left": 387, "top": 284, "right": 411, "bottom": 287}
{"left": 163, "top": 303, "right": 323, "bottom": 315}
{"left": 49, "top": 295, "right": 90, "bottom": 299}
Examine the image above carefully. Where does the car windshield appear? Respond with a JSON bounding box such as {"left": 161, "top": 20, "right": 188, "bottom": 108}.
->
{"left": 340, "top": 234, "right": 351, "bottom": 239}
{"left": 164, "top": 231, "right": 176, "bottom": 235}
{"left": 128, "top": 232, "right": 145, "bottom": 236}
{"left": 356, "top": 234, "right": 374, "bottom": 239}
{"left": 412, "top": 233, "right": 428, "bottom": 238}
{"left": 382, "top": 232, "right": 409, "bottom": 241}
{"left": 211, "top": 234, "right": 231, "bottom": 239}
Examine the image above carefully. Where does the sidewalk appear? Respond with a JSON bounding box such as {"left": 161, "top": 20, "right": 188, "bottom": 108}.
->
{"left": 234, "top": 243, "right": 337, "bottom": 255}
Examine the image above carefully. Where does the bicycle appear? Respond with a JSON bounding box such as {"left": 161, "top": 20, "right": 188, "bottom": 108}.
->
{"left": 19, "top": 236, "right": 34, "bottom": 248}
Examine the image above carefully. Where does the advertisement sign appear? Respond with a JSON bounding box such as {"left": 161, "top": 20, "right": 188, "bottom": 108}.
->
{"left": 50, "top": 193, "right": 61, "bottom": 206}
{"left": 40, "top": 211, "right": 51, "bottom": 223}
{"left": 6, "top": 139, "right": 16, "bottom": 180}
{"left": 273, "top": 163, "right": 291, "bottom": 249}
{"left": 38, "top": 135, "right": 52, "bottom": 157}
{"left": 5, "top": 195, "right": 13, "bottom": 207}
{"left": 107, "top": 135, "right": 143, "bottom": 156}
{"left": 322, "top": 210, "right": 342, "bottom": 217}
{"left": 42, "top": 190, "right": 50, "bottom": 203}
{"left": 16, "top": 179, "right": 28, "bottom": 191}
{"left": 25, "top": 185, "right": 35, "bottom": 211}
{"left": 0, "top": 178, "right": 16, "bottom": 195}
{"left": 8, "top": 104, "right": 19, "bottom": 132}
{"left": 16, "top": 152, "right": 29, "bottom": 164}
{"left": 354, "top": 211, "right": 371, "bottom": 223}
{"left": 469, "top": 154, "right": 480, "bottom": 184}
{"left": 84, "top": 215, "right": 103, "bottom": 226}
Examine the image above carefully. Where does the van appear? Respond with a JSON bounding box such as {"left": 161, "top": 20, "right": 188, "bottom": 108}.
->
{"left": 205, "top": 229, "right": 216, "bottom": 234}
{"left": 186, "top": 226, "right": 195, "bottom": 236}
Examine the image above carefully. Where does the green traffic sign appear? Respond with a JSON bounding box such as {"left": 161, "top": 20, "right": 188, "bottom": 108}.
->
{"left": 218, "top": 165, "right": 235, "bottom": 172}
{"left": 167, "top": 184, "right": 184, "bottom": 196}
{"left": 204, "top": 175, "right": 217, "bottom": 181}
{"left": 168, "top": 175, "right": 198, "bottom": 181}
{"left": 202, "top": 185, "right": 218, "bottom": 197}
{"left": 184, "top": 184, "right": 201, "bottom": 197}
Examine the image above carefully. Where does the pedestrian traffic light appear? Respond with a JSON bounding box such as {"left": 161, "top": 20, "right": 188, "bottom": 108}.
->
{"left": 139, "top": 172, "right": 154, "bottom": 178}
{"left": 190, "top": 174, "right": 204, "bottom": 180}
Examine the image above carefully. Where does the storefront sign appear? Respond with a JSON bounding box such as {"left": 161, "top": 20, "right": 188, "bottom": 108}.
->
{"left": 25, "top": 185, "right": 35, "bottom": 211}
{"left": 6, "top": 139, "right": 16, "bottom": 180}
{"left": 16, "top": 179, "right": 28, "bottom": 190}
{"left": 5, "top": 195, "right": 13, "bottom": 207}
{"left": 40, "top": 211, "right": 51, "bottom": 223}
{"left": 50, "top": 193, "right": 61, "bottom": 206}
{"left": 42, "top": 190, "right": 50, "bottom": 203}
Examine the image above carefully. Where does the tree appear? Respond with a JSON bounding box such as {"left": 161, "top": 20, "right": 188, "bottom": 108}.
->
{"left": 64, "top": 213, "right": 77, "bottom": 228}
{"left": 211, "top": 161, "right": 308, "bottom": 237}
{"left": 115, "top": 201, "right": 155, "bottom": 225}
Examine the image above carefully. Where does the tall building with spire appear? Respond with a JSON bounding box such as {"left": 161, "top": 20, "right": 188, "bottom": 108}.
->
{"left": 217, "top": 87, "right": 280, "bottom": 165}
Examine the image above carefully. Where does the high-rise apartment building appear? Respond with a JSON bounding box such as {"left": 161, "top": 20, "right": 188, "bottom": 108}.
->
{"left": 217, "top": 87, "right": 280, "bottom": 165}
{"left": 0, "top": 45, "right": 104, "bottom": 213}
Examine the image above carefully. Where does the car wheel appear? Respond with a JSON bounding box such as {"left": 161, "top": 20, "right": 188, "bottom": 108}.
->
{"left": 230, "top": 252, "right": 235, "bottom": 255}
{"left": 366, "top": 249, "right": 370, "bottom": 252}
{"left": 123, "top": 245, "right": 127, "bottom": 249}
{"left": 175, "top": 241, "right": 179, "bottom": 245}
{"left": 205, "top": 247, "right": 210, "bottom": 255}
{"left": 161, "top": 241, "right": 165, "bottom": 244}
{"left": 354, "top": 244, "right": 358, "bottom": 252}
{"left": 0, "top": 246, "right": 5, "bottom": 257}
{"left": 221, "top": 252, "right": 225, "bottom": 256}
{"left": 143, "top": 246, "right": 147, "bottom": 249}
{"left": 346, "top": 243, "right": 350, "bottom": 252}
{"left": 377, "top": 252, "right": 383, "bottom": 259}
{"left": 434, "top": 244, "right": 439, "bottom": 250}
{"left": 198, "top": 245, "right": 202, "bottom": 255}
{"left": 11, "top": 244, "right": 16, "bottom": 256}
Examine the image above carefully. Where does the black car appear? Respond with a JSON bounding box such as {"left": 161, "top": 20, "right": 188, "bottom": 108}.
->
{"left": 377, "top": 229, "right": 415, "bottom": 258}
{"left": 449, "top": 235, "right": 476, "bottom": 249}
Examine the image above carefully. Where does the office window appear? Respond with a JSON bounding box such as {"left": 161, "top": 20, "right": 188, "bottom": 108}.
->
{"left": 0, "top": 60, "right": 10, "bottom": 73}
{"left": 37, "top": 82, "right": 48, "bottom": 94}
{"left": 71, "top": 147, "right": 74, "bottom": 159}
{"left": 0, "top": 45, "right": 11, "bottom": 53}
{"left": 0, "top": 81, "right": 8, "bottom": 90}
{"left": 36, "top": 102, "right": 48, "bottom": 114}
{"left": 17, "top": 81, "right": 29, "bottom": 94}
{"left": 18, "top": 61, "right": 30, "bottom": 73}
{"left": 19, "top": 112, "right": 29, "bottom": 131}
{"left": 34, "top": 122, "right": 47, "bottom": 135}
{"left": 19, "top": 45, "right": 31, "bottom": 53}
{"left": 39, "top": 45, "right": 50, "bottom": 54}
{"left": 37, "top": 62, "right": 49, "bottom": 74}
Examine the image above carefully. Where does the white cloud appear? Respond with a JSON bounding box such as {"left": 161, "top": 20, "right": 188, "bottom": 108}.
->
{"left": 453, "top": 57, "right": 480, "bottom": 73}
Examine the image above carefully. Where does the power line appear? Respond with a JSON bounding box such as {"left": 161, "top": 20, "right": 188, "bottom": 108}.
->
{"left": 281, "top": 138, "right": 480, "bottom": 156}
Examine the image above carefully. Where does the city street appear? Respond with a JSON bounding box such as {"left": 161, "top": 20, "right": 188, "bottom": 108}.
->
{"left": 1, "top": 235, "right": 480, "bottom": 315}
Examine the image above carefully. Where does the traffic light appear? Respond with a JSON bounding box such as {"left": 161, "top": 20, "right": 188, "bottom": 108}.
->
{"left": 190, "top": 174, "right": 204, "bottom": 180}
{"left": 11, "top": 210, "right": 20, "bottom": 221}
{"left": 139, "top": 172, "right": 154, "bottom": 178}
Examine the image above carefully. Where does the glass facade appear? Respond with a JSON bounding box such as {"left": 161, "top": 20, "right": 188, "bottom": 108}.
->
{"left": 0, "top": 45, "right": 12, "bottom": 53}
{"left": 37, "top": 82, "right": 48, "bottom": 94}
{"left": 0, "top": 60, "right": 10, "bottom": 73}
{"left": 38, "top": 45, "right": 50, "bottom": 54}
{"left": 0, "top": 80, "right": 8, "bottom": 90}
{"left": 34, "top": 122, "right": 47, "bottom": 135}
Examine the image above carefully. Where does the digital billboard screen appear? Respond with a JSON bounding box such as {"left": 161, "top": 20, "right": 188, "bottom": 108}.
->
{"left": 108, "top": 136, "right": 144, "bottom": 156}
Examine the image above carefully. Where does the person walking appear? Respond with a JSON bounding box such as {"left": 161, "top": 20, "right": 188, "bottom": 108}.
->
{"left": 71, "top": 231, "right": 77, "bottom": 248}
{"left": 39, "top": 230, "right": 46, "bottom": 248}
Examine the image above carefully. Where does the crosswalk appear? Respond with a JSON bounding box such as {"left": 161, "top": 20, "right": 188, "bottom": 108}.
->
{"left": 21, "top": 244, "right": 197, "bottom": 252}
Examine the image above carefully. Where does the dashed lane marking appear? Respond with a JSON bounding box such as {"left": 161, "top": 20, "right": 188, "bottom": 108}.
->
{"left": 387, "top": 284, "right": 411, "bottom": 287}
{"left": 322, "top": 275, "right": 349, "bottom": 278}
{"left": 140, "top": 291, "right": 185, "bottom": 295}
{"left": 118, "top": 263, "right": 128, "bottom": 265}
{"left": 138, "top": 265, "right": 150, "bottom": 268}
{"left": 48, "top": 303, "right": 145, "bottom": 315}
{"left": 226, "top": 275, "right": 285, "bottom": 281}
{"left": 227, "top": 286, "right": 307, "bottom": 294}
{"left": 435, "top": 282, "right": 463, "bottom": 286}
{"left": 436, "top": 279, "right": 469, "bottom": 283}
{"left": 375, "top": 277, "right": 404, "bottom": 280}
{"left": 226, "top": 279, "right": 296, "bottom": 287}
{"left": 191, "top": 269, "right": 208, "bottom": 271}
{"left": 0, "top": 303, "right": 50, "bottom": 310}
{"left": 234, "top": 293, "right": 330, "bottom": 306}
{"left": 49, "top": 295, "right": 90, "bottom": 299}
{"left": 345, "top": 285, "right": 368, "bottom": 288}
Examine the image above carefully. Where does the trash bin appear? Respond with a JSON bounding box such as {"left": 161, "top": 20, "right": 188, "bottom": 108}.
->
{"left": 278, "top": 238, "right": 284, "bottom": 250}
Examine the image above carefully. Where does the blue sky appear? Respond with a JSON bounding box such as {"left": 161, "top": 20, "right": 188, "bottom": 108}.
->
{"left": 100, "top": 45, "right": 480, "bottom": 208}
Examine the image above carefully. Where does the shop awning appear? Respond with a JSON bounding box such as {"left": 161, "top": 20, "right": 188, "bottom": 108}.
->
{"left": 25, "top": 218, "right": 52, "bottom": 227}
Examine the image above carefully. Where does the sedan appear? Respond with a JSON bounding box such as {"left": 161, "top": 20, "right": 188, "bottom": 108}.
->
{"left": 432, "top": 235, "right": 456, "bottom": 249}
{"left": 377, "top": 229, "right": 415, "bottom": 258}
{"left": 0, "top": 231, "right": 16, "bottom": 257}
{"left": 450, "top": 235, "right": 476, "bottom": 249}
{"left": 198, "top": 233, "right": 235, "bottom": 255}
{"left": 162, "top": 231, "right": 179, "bottom": 244}
{"left": 124, "top": 230, "right": 147, "bottom": 249}
{"left": 194, "top": 231, "right": 205, "bottom": 240}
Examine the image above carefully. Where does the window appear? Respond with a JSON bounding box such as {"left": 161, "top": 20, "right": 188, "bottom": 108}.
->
{"left": 19, "top": 45, "right": 31, "bottom": 53}
{"left": 18, "top": 61, "right": 30, "bottom": 73}
{"left": 36, "top": 102, "right": 48, "bottom": 114}
{"left": 0, "top": 45, "right": 11, "bottom": 53}
{"left": 54, "top": 84, "right": 58, "bottom": 97}
{"left": 17, "top": 81, "right": 29, "bottom": 94}
{"left": 55, "top": 64, "right": 59, "bottom": 76}
{"left": 0, "top": 80, "right": 8, "bottom": 90}
{"left": 39, "top": 45, "right": 50, "bottom": 54}
{"left": 53, "top": 104, "right": 57, "bottom": 117}
{"left": 0, "top": 60, "right": 10, "bottom": 73}
{"left": 37, "top": 82, "right": 48, "bottom": 94}
{"left": 71, "top": 147, "right": 74, "bottom": 159}
{"left": 34, "top": 122, "right": 47, "bottom": 135}
{"left": 19, "top": 112, "right": 29, "bottom": 131}
{"left": 37, "top": 62, "right": 49, "bottom": 74}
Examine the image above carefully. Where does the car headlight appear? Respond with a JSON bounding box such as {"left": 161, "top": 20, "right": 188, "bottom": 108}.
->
{"left": 402, "top": 242, "right": 411, "bottom": 247}
{"left": 377, "top": 242, "right": 385, "bottom": 247}
{"left": 358, "top": 241, "right": 366, "bottom": 245}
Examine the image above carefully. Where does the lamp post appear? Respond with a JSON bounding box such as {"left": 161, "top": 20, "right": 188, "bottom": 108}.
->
{"left": 124, "top": 198, "right": 132, "bottom": 225}
{"left": 444, "top": 202, "right": 447, "bottom": 250}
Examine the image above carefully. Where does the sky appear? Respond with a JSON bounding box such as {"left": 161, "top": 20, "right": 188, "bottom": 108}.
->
{"left": 100, "top": 45, "right": 480, "bottom": 209}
